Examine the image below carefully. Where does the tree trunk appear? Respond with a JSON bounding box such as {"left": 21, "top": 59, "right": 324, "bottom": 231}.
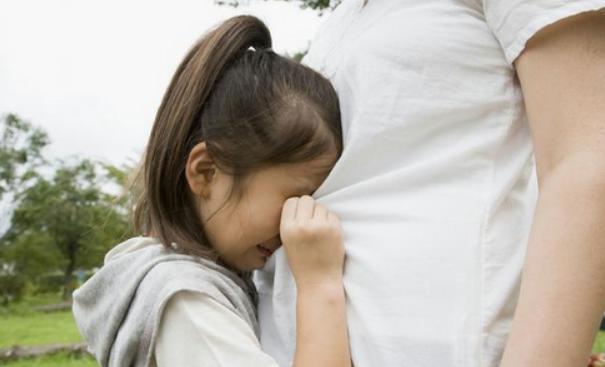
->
{"left": 62, "top": 242, "right": 77, "bottom": 300}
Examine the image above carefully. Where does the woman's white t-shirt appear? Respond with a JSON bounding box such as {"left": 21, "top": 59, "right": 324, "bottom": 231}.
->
{"left": 254, "top": 1, "right": 605, "bottom": 367}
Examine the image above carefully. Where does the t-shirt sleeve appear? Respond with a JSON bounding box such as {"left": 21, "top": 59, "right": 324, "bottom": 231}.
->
{"left": 482, "top": 0, "right": 605, "bottom": 64}
{"left": 154, "top": 291, "right": 280, "bottom": 367}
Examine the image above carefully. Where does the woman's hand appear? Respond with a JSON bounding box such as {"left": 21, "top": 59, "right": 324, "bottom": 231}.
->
{"left": 279, "top": 195, "right": 345, "bottom": 289}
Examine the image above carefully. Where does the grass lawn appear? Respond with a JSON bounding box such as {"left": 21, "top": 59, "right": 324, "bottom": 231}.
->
{"left": 1, "top": 352, "right": 97, "bottom": 367}
{"left": 0, "top": 310, "right": 83, "bottom": 347}
{"left": 0, "top": 292, "right": 83, "bottom": 348}
{"left": 594, "top": 331, "right": 605, "bottom": 354}
{"left": 0, "top": 293, "right": 95, "bottom": 366}
{"left": 0, "top": 293, "right": 65, "bottom": 316}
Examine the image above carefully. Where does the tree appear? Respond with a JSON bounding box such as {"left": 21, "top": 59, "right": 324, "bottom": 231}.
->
{"left": 214, "top": 0, "right": 341, "bottom": 15}
{"left": 0, "top": 113, "right": 49, "bottom": 202}
{"left": 0, "top": 113, "right": 50, "bottom": 302}
{"left": 1, "top": 159, "right": 135, "bottom": 299}
{"left": 294, "top": 51, "right": 308, "bottom": 62}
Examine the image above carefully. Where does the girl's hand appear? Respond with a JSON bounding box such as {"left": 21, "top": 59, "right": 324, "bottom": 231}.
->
{"left": 280, "top": 195, "right": 345, "bottom": 289}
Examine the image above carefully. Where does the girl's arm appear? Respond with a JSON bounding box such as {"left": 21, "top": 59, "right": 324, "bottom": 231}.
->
{"left": 280, "top": 195, "right": 352, "bottom": 367}
{"left": 293, "top": 280, "right": 350, "bottom": 367}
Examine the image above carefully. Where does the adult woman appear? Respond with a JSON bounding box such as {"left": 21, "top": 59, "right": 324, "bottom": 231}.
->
{"left": 254, "top": 1, "right": 605, "bottom": 366}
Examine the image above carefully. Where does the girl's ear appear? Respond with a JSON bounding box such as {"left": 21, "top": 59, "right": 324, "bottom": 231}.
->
{"left": 185, "top": 141, "right": 216, "bottom": 198}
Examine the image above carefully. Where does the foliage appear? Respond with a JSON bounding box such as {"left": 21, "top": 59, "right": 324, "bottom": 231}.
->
{"left": 291, "top": 50, "right": 308, "bottom": 63}
{"left": 0, "top": 274, "right": 26, "bottom": 305}
{"left": 36, "top": 272, "right": 69, "bottom": 294}
{"left": 0, "top": 114, "right": 49, "bottom": 202}
{"left": 214, "top": 0, "right": 342, "bottom": 15}
{"left": 0, "top": 157, "right": 135, "bottom": 299}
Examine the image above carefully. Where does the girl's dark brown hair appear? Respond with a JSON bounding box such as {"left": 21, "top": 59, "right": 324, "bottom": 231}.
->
{"left": 132, "top": 15, "right": 342, "bottom": 259}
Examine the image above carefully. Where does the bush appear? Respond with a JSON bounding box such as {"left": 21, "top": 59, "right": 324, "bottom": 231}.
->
{"left": 36, "top": 272, "right": 67, "bottom": 294}
{"left": 0, "top": 274, "right": 26, "bottom": 305}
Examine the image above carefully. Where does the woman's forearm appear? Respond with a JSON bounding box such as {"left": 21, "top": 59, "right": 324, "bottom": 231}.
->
{"left": 500, "top": 160, "right": 605, "bottom": 367}
{"left": 292, "top": 280, "right": 351, "bottom": 367}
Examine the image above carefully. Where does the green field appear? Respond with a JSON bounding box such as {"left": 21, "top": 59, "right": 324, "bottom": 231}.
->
{"left": 594, "top": 331, "right": 605, "bottom": 354}
{"left": 0, "top": 311, "right": 83, "bottom": 347}
{"left": 0, "top": 294, "right": 97, "bottom": 366}
{"left": 1, "top": 352, "right": 97, "bottom": 367}
{"left": 0, "top": 294, "right": 603, "bottom": 366}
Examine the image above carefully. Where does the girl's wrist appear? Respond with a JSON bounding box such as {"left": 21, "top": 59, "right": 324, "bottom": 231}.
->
{"left": 296, "top": 277, "right": 345, "bottom": 298}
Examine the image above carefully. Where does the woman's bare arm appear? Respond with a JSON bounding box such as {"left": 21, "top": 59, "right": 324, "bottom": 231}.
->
{"left": 500, "top": 9, "right": 605, "bottom": 367}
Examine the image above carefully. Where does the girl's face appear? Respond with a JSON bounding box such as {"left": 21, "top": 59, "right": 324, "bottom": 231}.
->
{"left": 186, "top": 142, "right": 336, "bottom": 271}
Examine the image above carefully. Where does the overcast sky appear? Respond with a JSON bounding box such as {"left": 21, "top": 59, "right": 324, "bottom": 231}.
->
{"left": 0, "top": 0, "right": 326, "bottom": 168}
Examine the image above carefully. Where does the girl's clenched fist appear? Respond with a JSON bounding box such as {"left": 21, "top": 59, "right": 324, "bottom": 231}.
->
{"left": 279, "top": 195, "right": 345, "bottom": 289}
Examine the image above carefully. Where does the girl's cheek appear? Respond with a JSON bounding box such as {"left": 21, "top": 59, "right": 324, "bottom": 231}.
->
{"left": 258, "top": 203, "right": 282, "bottom": 236}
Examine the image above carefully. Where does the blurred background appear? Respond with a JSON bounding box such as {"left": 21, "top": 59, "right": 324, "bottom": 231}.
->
{"left": 0, "top": 1, "right": 603, "bottom": 366}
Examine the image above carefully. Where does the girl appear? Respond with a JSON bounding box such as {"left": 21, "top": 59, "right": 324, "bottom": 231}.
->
{"left": 72, "top": 15, "right": 350, "bottom": 367}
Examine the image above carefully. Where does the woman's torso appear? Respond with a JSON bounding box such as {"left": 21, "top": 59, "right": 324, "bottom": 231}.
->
{"left": 253, "top": 0, "right": 557, "bottom": 366}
